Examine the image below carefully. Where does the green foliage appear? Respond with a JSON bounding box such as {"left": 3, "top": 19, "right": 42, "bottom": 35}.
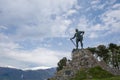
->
{"left": 92, "top": 76, "right": 120, "bottom": 80}
{"left": 108, "top": 43, "right": 118, "bottom": 52}
{"left": 108, "top": 43, "right": 120, "bottom": 69}
{"left": 96, "top": 45, "right": 109, "bottom": 61}
{"left": 48, "top": 78, "right": 56, "bottom": 80}
{"left": 57, "top": 57, "right": 67, "bottom": 71}
{"left": 70, "top": 66, "right": 114, "bottom": 80}
{"left": 87, "top": 43, "right": 120, "bottom": 69}
{"left": 71, "top": 68, "right": 87, "bottom": 80}
{"left": 87, "top": 47, "right": 96, "bottom": 54}
{"left": 88, "top": 66, "right": 114, "bottom": 79}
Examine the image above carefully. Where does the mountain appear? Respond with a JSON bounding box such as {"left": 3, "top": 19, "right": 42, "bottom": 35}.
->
{"left": 0, "top": 67, "right": 56, "bottom": 80}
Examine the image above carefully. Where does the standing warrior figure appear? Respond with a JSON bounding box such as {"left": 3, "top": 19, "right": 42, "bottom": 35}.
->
{"left": 70, "top": 29, "right": 84, "bottom": 49}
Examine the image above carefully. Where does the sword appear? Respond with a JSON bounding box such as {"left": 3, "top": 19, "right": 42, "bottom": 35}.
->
{"left": 70, "top": 39, "right": 76, "bottom": 47}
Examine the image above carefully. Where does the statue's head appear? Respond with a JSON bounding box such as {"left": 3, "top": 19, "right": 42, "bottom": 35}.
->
{"left": 75, "top": 29, "right": 78, "bottom": 32}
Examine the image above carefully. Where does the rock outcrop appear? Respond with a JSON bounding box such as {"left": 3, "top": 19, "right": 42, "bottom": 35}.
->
{"left": 50, "top": 49, "right": 120, "bottom": 80}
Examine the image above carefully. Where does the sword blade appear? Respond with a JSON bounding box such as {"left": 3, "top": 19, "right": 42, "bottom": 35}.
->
{"left": 70, "top": 39, "right": 76, "bottom": 46}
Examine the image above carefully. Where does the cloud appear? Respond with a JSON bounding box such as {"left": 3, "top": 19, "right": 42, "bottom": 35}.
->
{"left": 91, "top": 0, "right": 100, "bottom": 5}
{"left": 0, "top": 0, "right": 77, "bottom": 69}
{"left": 0, "top": 42, "right": 70, "bottom": 69}
{"left": 112, "top": 3, "right": 120, "bottom": 9}
{"left": 0, "top": 25, "right": 7, "bottom": 30}
{"left": 100, "top": 4, "right": 120, "bottom": 35}
{"left": 76, "top": 16, "right": 97, "bottom": 38}
{"left": 24, "top": 66, "right": 51, "bottom": 70}
{"left": 0, "top": 33, "right": 21, "bottom": 50}
{"left": 89, "top": 32, "right": 98, "bottom": 38}
{"left": 90, "top": 0, "right": 116, "bottom": 10}
{"left": 76, "top": 2, "right": 120, "bottom": 39}
{"left": 0, "top": 33, "right": 71, "bottom": 69}
{"left": 77, "top": 16, "right": 89, "bottom": 31}
{"left": 65, "top": 9, "right": 77, "bottom": 16}
{"left": 11, "top": 17, "right": 72, "bottom": 41}
{"left": 0, "top": 0, "right": 77, "bottom": 40}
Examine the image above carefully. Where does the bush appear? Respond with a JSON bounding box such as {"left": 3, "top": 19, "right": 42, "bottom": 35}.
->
{"left": 57, "top": 57, "right": 67, "bottom": 71}
{"left": 88, "top": 66, "right": 114, "bottom": 79}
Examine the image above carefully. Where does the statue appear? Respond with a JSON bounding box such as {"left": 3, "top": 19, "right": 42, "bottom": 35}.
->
{"left": 70, "top": 29, "right": 84, "bottom": 49}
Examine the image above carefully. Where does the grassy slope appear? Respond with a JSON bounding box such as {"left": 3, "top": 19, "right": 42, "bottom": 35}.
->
{"left": 70, "top": 66, "right": 120, "bottom": 80}
{"left": 92, "top": 76, "right": 120, "bottom": 80}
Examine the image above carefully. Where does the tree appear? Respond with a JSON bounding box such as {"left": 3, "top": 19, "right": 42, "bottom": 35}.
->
{"left": 96, "top": 45, "right": 109, "bottom": 62}
{"left": 108, "top": 43, "right": 118, "bottom": 52}
{"left": 57, "top": 57, "right": 67, "bottom": 71}
{"left": 87, "top": 43, "right": 120, "bottom": 69}
{"left": 87, "top": 47, "right": 96, "bottom": 54}
{"left": 108, "top": 43, "right": 119, "bottom": 69}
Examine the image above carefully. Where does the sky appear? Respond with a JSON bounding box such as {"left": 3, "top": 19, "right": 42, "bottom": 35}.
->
{"left": 0, "top": 0, "right": 120, "bottom": 70}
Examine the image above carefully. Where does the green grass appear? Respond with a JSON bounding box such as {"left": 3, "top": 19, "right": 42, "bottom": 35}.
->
{"left": 70, "top": 68, "right": 87, "bottom": 80}
{"left": 92, "top": 76, "right": 120, "bottom": 80}
{"left": 88, "top": 66, "right": 114, "bottom": 79}
{"left": 70, "top": 66, "right": 117, "bottom": 80}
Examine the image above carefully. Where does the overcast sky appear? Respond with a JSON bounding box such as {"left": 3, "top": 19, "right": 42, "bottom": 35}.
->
{"left": 0, "top": 0, "right": 120, "bottom": 70}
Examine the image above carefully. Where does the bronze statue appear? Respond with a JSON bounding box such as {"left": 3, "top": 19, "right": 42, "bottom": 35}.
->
{"left": 70, "top": 29, "right": 84, "bottom": 49}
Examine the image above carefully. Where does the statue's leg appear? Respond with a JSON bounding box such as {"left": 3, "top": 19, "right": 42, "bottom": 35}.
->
{"left": 80, "top": 40, "right": 83, "bottom": 49}
{"left": 76, "top": 40, "right": 78, "bottom": 49}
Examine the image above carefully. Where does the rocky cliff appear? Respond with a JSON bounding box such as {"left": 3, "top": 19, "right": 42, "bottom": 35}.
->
{"left": 50, "top": 49, "right": 120, "bottom": 80}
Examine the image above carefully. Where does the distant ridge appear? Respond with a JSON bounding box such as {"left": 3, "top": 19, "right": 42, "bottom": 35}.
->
{"left": 0, "top": 66, "right": 56, "bottom": 80}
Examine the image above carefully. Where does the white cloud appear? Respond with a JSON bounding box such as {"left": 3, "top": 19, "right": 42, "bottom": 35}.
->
{"left": 0, "top": 42, "right": 20, "bottom": 50}
{"left": 76, "top": 17, "right": 98, "bottom": 38}
{"left": 112, "top": 3, "right": 120, "bottom": 9}
{"left": 24, "top": 66, "right": 51, "bottom": 70}
{"left": 13, "top": 17, "right": 71, "bottom": 41}
{"left": 58, "top": 42, "right": 63, "bottom": 46}
{"left": 0, "top": 33, "right": 21, "bottom": 50}
{"left": 77, "top": 17, "right": 89, "bottom": 31}
{"left": 76, "top": 3, "right": 120, "bottom": 39}
{"left": 65, "top": 9, "right": 77, "bottom": 16}
{"left": 90, "top": 24, "right": 109, "bottom": 31}
{"left": 90, "top": 0, "right": 105, "bottom": 10}
{"left": 89, "top": 32, "right": 98, "bottom": 38}
{"left": 0, "top": 0, "right": 76, "bottom": 40}
{"left": 0, "top": 33, "right": 70, "bottom": 69}
{"left": 100, "top": 6, "right": 120, "bottom": 35}
{"left": 90, "top": 0, "right": 116, "bottom": 10}
{"left": 0, "top": 33, "right": 8, "bottom": 41}
{"left": 75, "top": 5, "right": 82, "bottom": 10}
{"left": 0, "top": 25, "right": 7, "bottom": 30}
{"left": 0, "top": 0, "right": 76, "bottom": 69}
{"left": 102, "top": 10, "right": 120, "bottom": 23}
{"left": 0, "top": 44, "right": 71, "bottom": 69}
{"left": 91, "top": 0, "right": 100, "bottom": 5}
